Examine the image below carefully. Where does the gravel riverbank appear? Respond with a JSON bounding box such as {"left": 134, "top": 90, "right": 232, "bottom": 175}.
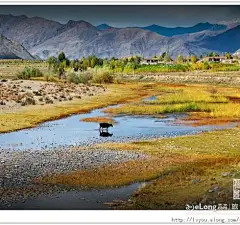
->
{"left": 0, "top": 147, "right": 145, "bottom": 207}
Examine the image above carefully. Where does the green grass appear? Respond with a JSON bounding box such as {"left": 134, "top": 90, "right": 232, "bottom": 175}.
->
{"left": 135, "top": 63, "right": 240, "bottom": 74}
{"left": 136, "top": 64, "right": 190, "bottom": 73}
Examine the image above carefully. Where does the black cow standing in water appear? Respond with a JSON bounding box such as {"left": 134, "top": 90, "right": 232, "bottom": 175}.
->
{"left": 99, "top": 122, "right": 113, "bottom": 131}
{"left": 99, "top": 123, "right": 113, "bottom": 137}
{"left": 99, "top": 131, "right": 113, "bottom": 137}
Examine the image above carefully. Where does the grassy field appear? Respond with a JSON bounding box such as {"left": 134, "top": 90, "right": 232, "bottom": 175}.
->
{"left": 38, "top": 127, "right": 240, "bottom": 209}
{"left": 2, "top": 61, "right": 240, "bottom": 209}
{"left": 104, "top": 84, "right": 240, "bottom": 125}
{"left": 3, "top": 81, "right": 239, "bottom": 133}
{"left": 0, "top": 60, "right": 48, "bottom": 79}
{"left": 34, "top": 82, "right": 240, "bottom": 209}
{"left": 0, "top": 83, "right": 160, "bottom": 133}
{"left": 135, "top": 63, "right": 240, "bottom": 73}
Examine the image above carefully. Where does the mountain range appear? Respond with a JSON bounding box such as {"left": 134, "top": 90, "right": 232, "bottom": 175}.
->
{"left": 0, "top": 14, "right": 240, "bottom": 60}
{"left": 0, "top": 34, "right": 34, "bottom": 59}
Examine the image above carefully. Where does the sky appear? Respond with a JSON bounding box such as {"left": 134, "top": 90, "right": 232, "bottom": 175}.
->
{"left": 0, "top": 5, "right": 239, "bottom": 27}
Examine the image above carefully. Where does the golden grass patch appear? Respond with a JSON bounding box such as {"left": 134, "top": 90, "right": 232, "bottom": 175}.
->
{"left": 37, "top": 154, "right": 196, "bottom": 188}
{"left": 123, "top": 156, "right": 239, "bottom": 209}
{"left": 80, "top": 117, "right": 117, "bottom": 124}
{"left": 38, "top": 128, "right": 240, "bottom": 189}
{"left": 0, "top": 82, "right": 159, "bottom": 133}
{"left": 35, "top": 127, "right": 240, "bottom": 209}
{"left": 104, "top": 84, "right": 240, "bottom": 125}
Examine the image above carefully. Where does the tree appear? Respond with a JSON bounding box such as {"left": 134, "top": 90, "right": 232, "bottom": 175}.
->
{"left": 134, "top": 56, "right": 142, "bottom": 65}
{"left": 208, "top": 52, "right": 219, "bottom": 57}
{"left": 72, "top": 59, "right": 81, "bottom": 71}
{"left": 91, "top": 57, "right": 98, "bottom": 68}
{"left": 82, "top": 58, "right": 89, "bottom": 70}
{"left": 58, "top": 52, "right": 66, "bottom": 62}
{"left": 176, "top": 55, "right": 184, "bottom": 64}
{"left": 65, "top": 58, "right": 70, "bottom": 66}
{"left": 47, "top": 56, "right": 58, "bottom": 70}
{"left": 225, "top": 52, "right": 232, "bottom": 59}
{"left": 164, "top": 53, "right": 172, "bottom": 63}
{"left": 190, "top": 55, "right": 198, "bottom": 64}
{"left": 58, "top": 62, "right": 66, "bottom": 79}
{"left": 161, "top": 52, "right": 167, "bottom": 58}
{"left": 110, "top": 59, "right": 116, "bottom": 70}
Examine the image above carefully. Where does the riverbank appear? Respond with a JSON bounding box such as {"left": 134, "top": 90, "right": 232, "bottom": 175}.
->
{"left": 0, "top": 147, "right": 145, "bottom": 207}
{"left": 1, "top": 78, "right": 240, "bottom": 210}
{"left": 0, "top": 82, "right": 157, "bottom": 134}
{"left": 2, "top": 75, "right": 240, "bottom": 134}
{"left": 0, "top": 79, "right": 104, "bottom": 112}
{"left": 37, "top": 127, "right": 240, "bottom": 209}
{"left": 104, "top": 84, "right": 240, "bottom": 125}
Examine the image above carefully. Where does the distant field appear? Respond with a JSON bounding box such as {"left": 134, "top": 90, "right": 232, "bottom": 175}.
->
{"left": 0, "top": 60, "right": 48, "bottom": 79}
{"left": 123, "top": 70, "right": 240, "bottom": 86}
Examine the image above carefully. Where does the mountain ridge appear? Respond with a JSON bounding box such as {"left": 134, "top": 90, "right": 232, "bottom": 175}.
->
{"left": 0, "top": 34, "right": 34, "bottom": 59}
{"left": 0, "top": 14, "right": 239, "bottom": 60}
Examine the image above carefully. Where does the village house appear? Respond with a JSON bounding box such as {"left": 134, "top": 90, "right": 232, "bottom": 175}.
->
{"left": 140, "top": 58, "right": 173, "bottom": 65}
{"left": 140, "top": 58, "right": 164, "bottom": 65}
{"left": 204, "top": 56, "right": 226, "bottom": 63}
{"left": 198, "top": 56, "right": 240, "bottom": 64}
{"left": 197, "top": 56, "right": 237, "bottom": 64}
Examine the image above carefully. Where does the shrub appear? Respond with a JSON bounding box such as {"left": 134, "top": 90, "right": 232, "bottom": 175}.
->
{"left": 44, "top": 73, "right": 57, "bottom": 82}
{"left": 92, "top": 71, "right": 113, "bottom": 84}
{"left": 66, "top": 72, "right": 92, "bottom": 84}
{"left": 136, "top": 64, "right": 190, "bottom": 73}
{"left": 20, "top": 95, "right": 36, "bottom": 106}
{"left": 16, "top": 67, "right": 43, "bottom": 79}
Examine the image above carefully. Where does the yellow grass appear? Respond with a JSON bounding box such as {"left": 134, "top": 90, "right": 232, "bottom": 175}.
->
{"left": 105, "top": 85, "right": 240, "bottom": 123}
{"left": 80, "top": 117, "right": 116, "bottom": 124}
{"left": 123, "top": 156, "right": 238, "bottom": 209}
{"left": 0, "top": 61, "right": 48, "bottom": 79}
{"left": 38, "top": 154, "right": 197, "bottom": 188}
{"left": 38, "top": 127, "right": 240, "bottom": 191}
{"left": 0, "top": 83, "right": 160, "bottom": 133}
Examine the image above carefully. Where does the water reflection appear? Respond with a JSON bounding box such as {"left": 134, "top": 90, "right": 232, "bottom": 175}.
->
{"left": 99, "top": 130, "right": 113, "bottom": 137}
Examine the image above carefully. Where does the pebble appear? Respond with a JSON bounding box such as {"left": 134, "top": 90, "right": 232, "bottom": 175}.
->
{"left": 0, "top": 148, "right": 145, "bottom": 206}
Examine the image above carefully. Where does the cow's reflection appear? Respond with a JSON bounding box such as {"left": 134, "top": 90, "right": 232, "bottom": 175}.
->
{"left": 99, "top": 130, "right": 113, "bottom": 137}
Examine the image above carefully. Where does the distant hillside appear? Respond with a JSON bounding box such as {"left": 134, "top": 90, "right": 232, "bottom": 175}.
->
{"left": 97, "top": 24, "right": 112, "bottom": 31}
{"left": 0, "top": 14, "right": 62, "bottom": 49}
{"left": 0, "top": 14, "right": 238, "bottom": 59}
{"left": 30, "top": 25, "right": 214, "bottom": 59}
{"left": 234, "top": 48, "right": 240, "bottom": 56}
{"left": 198, "top": 25, "right": 240, "bottom": 53}
{"left": 0, "top": 34, "right": 34, "bottom": 59}
{"left": 139, "top": 22, "right": 226, "bottom": 37}
{"left": 30, "top": 21, "right": 100, "bottom": 59}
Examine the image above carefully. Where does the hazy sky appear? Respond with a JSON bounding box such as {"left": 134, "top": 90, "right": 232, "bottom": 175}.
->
{"left": 0, "top": 5, "right": 239, "bottom": 27}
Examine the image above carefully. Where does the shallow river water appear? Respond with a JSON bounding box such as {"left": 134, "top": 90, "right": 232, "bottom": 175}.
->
{"left": 0, "top": 97, "right": 235, "bottom": 151}
{"left": 0, "top": 96, "right": 236, "bottom": 209}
